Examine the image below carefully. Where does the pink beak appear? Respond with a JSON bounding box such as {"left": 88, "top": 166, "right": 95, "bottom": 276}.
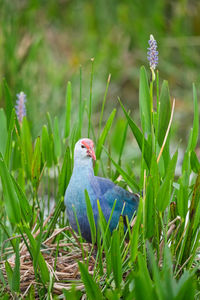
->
{"left": 81, "top": 140, "right": 96, "bottom": 161}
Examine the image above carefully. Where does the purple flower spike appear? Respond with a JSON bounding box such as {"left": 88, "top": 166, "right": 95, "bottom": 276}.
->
{"left": 147, "top": 34, "right": 158, "bottom": 71}
{"left": 15, "top": 91, "right": 27, "bottom": 124}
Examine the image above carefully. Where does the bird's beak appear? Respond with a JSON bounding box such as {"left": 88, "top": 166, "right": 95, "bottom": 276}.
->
{"left": 88, "top": 148, "right": 96, "bottom": 161}
{"left": 82, "top": 141, "right": 96, "bottom": 161}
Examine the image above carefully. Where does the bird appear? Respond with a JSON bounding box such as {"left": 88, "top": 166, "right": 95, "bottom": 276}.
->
{"left": 64, "top": 138, "right": 139, "bottom": 242}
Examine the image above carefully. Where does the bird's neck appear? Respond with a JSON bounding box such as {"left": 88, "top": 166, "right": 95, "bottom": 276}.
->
{"left": 73, "top": 158, "right": 94, "bottom": 177}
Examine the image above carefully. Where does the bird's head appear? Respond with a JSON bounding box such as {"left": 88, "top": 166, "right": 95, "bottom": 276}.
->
{"left": 74, "top": 138, "right": 96, "bottom": 162}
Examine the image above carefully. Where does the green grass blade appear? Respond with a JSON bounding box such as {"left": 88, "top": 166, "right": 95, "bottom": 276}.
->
{"left": 162, "top": 246, "right": 174, "bottom": 298}
{"left": 0, "top": 108, "right": 8, "bottom": 156}
{"left": 174, "top": 272, "right": 195, "bottom": 300}
{"left": 147, "top": 242, "right": 165, "bottom": 300}
{"left": 53, "top": 116, "right": 61, "bottom": 158}
{"left": 97, "top": 199, "right": 112, "bottom": 276}
{"left": 192, "top": 180, "right": 200, "bottom": 233}
{"left": 111, "top": 230, "right": 122, "bottom": 289}
{"left": 3, "top": 79, "right": 13, "bottom": 126}
{"left": 44, "top": 196, "right": 64, "bottom": 240}
{"left": 190, "top": 150, "right": 200, "bottom": 173}
{"left": 11, "top": 175, "right": 32, "bottom": 223}
{"left": 4, "top": 109, "right": 15, "bottom": 168}
{"left": 72, "top": 205, "right": 84, "bottom": 248}
{"left": 112, "top": 119, "right": 129, "bottom": 180}
{"left": 21, "top": 117, "right": 33, "bottom": 177}
{"left": 41, "top": 125, "right": 52, "bottom": 168}
{"left": 182, "top": 170, "right": 200, "bottom": 263}
{"left": 78, "top": 65, "right": 83, "bottom": 138}
{"left": 130, "top": 199, "right": 142, "bottom": 262}
{"left": 58, "top": 146, "right": 71, "bottom": 197}
{"left": 46, "top": 112, "right": 53, "bottom": 135}
{"left": 156, "top": 151, "right": 178, "bottom": 212}
{"left": 103, "top": 147, "right": 140, "bottom": 192}
{"left": 95, "top": 199, "right": 117, "bottom": 279}
{"left": 99, "top": 73, "right": 111, "bottom": 133}
{"left": 177, "top": 171, "right": 189, "bottom": 219}
{"left": 31, "top": 137, "right": 41, "bottom": 190}
{"left": 5, "top": 261, "right": 13, "bottom": 292}
{"left": 190, "top": 84, "right": 199, "bottom": 151}
{"left": 63, "top": 285, "right": 82, "bottom": 300}
{"left": 139, "top": 66, "right": 151, "bottom": 134}
{"left": 11, "top": 238, "right": 20, "bottom": 293}
{"left": 134, "top": 274, "right": 155, "bottom": 300}
{"left": 150, "top": 153, "right": 160, "bottom": 197}
{"left": 118, "top": 118, "right": 129, "bottom": 165}
{"left": 23, "top": 225, "right": 49, "bottom": 284}
{"left": 118, "top": 215, "right": 125, "bottom": 244}
{"left": 181, "top": 85, "right": 198, "bottom": 175}
{"left": 95, "top": 108, "right": 116, "bottom": 161}
{"left": 0, "top": 152, "right": 21, "bottom": 224}
{"left": 78, "top": 262, "right": 103, "bottom": 300}
{"left": 46, "top": 112, "right": 57, "bottom": 165}
{"left": 157, "top": 81, "right": 171, "bottom": 145}
{"left": 85, "top": 190, "right": 96, "bottom": 244}
{"left": 0, "top": 269, "right": 6, "bottom": 287}
{"left": 88, "top": 58, "right": 94, "bottom": 138}
{"left": 97, "top": 199, "right": 112, "bottom": 248}
{"left": 157, "top": 81, "right": 171, "bottom": 169}
{"left": 34, "top": 222, "right": 44, "bottom": 282}
{"left": 64, "top": 81, "right": 72, "bottom": 138}
{"left": 118, "top": 98, "right": 152, "bottom": 169}
{"left": 134, "top": 254, "right": 155, "bottom": 300}
{"left": 145, "top": 177, "right": 155, "bottom": 239}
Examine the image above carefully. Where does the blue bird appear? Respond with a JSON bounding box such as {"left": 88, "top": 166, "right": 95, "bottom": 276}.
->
{"left": 64, "top": 138, "right": 139, "bottom": 242}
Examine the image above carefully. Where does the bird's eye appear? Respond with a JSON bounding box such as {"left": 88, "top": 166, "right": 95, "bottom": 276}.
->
{"left": 81, "top": 145, "right": 86, "bottom": 149}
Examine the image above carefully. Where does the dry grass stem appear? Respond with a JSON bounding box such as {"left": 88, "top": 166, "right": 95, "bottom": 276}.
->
{"left": 157, "top": 98, "right": 175, "bottom": 163}
{"left": 0, "top": 229, "right": 95, "bottom": 298}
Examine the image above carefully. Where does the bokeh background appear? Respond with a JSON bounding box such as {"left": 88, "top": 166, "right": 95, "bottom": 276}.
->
{"left": 0, "top": 0, "right": 200, "bottom": 164}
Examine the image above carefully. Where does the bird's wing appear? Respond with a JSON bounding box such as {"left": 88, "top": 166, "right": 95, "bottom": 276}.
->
{"left": 95, "top": 176, "right": 139, "bottom": 217}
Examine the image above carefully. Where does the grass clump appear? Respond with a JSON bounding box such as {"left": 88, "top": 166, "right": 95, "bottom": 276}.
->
{"left": 0, "top": 35, "right": 199, "bottom": 299}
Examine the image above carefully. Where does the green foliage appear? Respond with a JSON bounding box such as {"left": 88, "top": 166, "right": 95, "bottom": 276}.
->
{"left": 53, "top": 116, "right": 61, "bottom": 158}
{"left": 95, "top": 108, "right": 116, "bottom": 161}
{"left": 4, "top": 109, "right": 15, "bottom": 167}
{"left": 78, "top": 262, "right": 103, "bottom": 300}
{"left": 64, "top": 82, "right": 72, "bottom": 139}
{"left": 111, "top": 230, "right": 122, "bottom": 289}
{"left": 0, "top": 54, "right": 199, "bottom": 298}
{"left": 58, "top": 146, "right": 71, "bottom": 197}
{"left": 119, "top": 97, "right": 152, "bottom": 169}
{"left": 5, "top": 261, "right": 13, "bottom": 291}
{"left": 11, "top": 238, "right": 20, "bottom": 293}
{"left": 157, "top": 80, "right": 171, "bottom": 169}
{"left": 0, "top": 108, "right": 7, "bottom": 156}
{"left": 104, "top": 147, "right": 140, "bottom": 192}
{"left": 85, "top": 190, "right": 96, "bottom": 244}
{"left": 130, "top": 199, "right": 143, "bottom": 262}
{"left": 22, "top": 226, "right": 49, "bottom": 284}
{"left": 63, "top": 285, "right": 82, "bottom": 300}
{"left": 31, "top": 137, "right": 41, "bottom": 190}
{"left": 3, "top": 79, "right": 13, "bottom": 126}
{"left": 21, "top": 117, "right": 33, "bottom": 177}
{"left": 139, "top": 66, "right": 151, "bottom": 134}
{"left": 156, "top": 151, "right": 178, "bottom": 212}
{"left": 190, "top": 84, "right": 199, "bottom": 151}
{"left": 144, "top": 177, "right": 155, "bottom": 238}
{"left": 41, "top": 125, "right": 53, "bottom": 168}
{"left": 12, "top": 176, "right": 32, "bottom": 223}
{"left": 0, "top": 153, "right": 21, "bottom": 224}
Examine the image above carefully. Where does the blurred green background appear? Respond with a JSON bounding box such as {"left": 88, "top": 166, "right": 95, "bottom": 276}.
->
{"left": 0, "top": 0, "right": 200, "bottom": 152}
